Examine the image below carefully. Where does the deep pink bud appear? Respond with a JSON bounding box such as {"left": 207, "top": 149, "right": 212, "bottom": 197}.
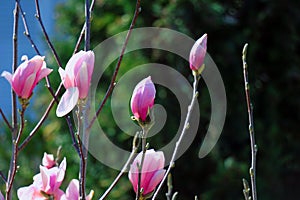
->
{"left": 42, "top": 152, "right": 56, "bottom": 169}
{"left": 189, "top": 33, "right": 207, "bottom": 71}
{"left": 56, "top": 50, "right": 95, "bottom": 117}
{"left": 1, "top": 55, "right": 52, "bottom": 99}
{"left": 130, "top": 76, "right": 156, "bottom": 122}
{"left": 128, "top": 149, "right": 165, "bottom": 196}
{"left": 62, "top": 179, "right": 94, "bottom": 200}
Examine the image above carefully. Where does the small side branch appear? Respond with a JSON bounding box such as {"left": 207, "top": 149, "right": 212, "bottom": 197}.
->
{"left": 242, "top": 43, "right": 258, "bottom": 200}
{"left": 18, "top": 2, "right": 41, "bottom": 55}
{"left": 99, "top": 132, "right": 140, "bottom": 200}
{"left": 34, "top": 0, "right": 62, "bottom": 68}
{"left": 152, "top": 73, "right": 200, "bottom": 199}
{"left": 87, "top": 0, "right": 142, "bottom": 131}
{"left": 11, "top": 0, "right": 19, "bottom": 136}
{"left": 73, "top": 0, "right": 96, "bottom": 54}
{"left": 0, "top": 109, "right": 12, "bottom": 131}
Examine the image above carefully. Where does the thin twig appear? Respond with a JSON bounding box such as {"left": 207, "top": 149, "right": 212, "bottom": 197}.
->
{"left": 18, "top": 83, "right": 80, "bottom": 156}
{"left": 76, "top": 102, "right": 86, "bottom": 200}
{"left": 87, "top": 0, "right": 141, "bottom": 132}
{"left": 18, "top": 2, "right": 40, "bottom": 55}
{"left": 165, "top": 174, "right": 174, "bottom": 200}
{"left": 152, "top": 73, "right": 200, "bottom": 200}
{"left": 99, "top": 132, "right": 140, "bottom": 200}
{"left": 242, "top": 43, "right": 258, "bottom": 200}
{"left": 11, "top": 0, "right": 19, "bottom": 137}
{"left": 0, "top": 108, "right": 12, "bottom": 131}
{"left": 136, "top": 127, "right": 148, "bottom": 200}
{"left": 34, "top": 0, "right": 62, "bottom": 68}
{"left": 0, "top": 171, "right": 7, "bottom": 183}
{"left": 6, "top": 103, "right": 26, "bottom": 200}
{"left": 73, "top": 0, "right": 96, "bottom": 54}
{"left": 77, "top": 1, "right": 92, "bottom": 198}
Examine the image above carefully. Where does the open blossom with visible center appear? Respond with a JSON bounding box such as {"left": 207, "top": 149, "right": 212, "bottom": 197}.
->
{"left": 17, "top": 158, "right": 66, "bottom": 200}
{"left": 130, "top": 76, "right": 156, "bottom": 122}
{"left": 61, "top": 179, "right": 94, "bottom": 200}
{"left": 189, "top": 33, "right": 207, "bottom": 72}
{"left": 1, "top": 55, "right": 52, "bottom": 99}
{"left": 128, "top": 149, "right": 165, "bottom": 197}
{"left": 56, "top": 50, "right": 95, "bottom": 117}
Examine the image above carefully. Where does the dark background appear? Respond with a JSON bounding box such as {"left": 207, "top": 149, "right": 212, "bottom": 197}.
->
{"left": 1, "top": 0, "right": 300, "bottom": 199}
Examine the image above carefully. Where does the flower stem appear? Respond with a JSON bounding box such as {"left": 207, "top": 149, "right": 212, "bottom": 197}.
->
{"left": 152, "top": 73, "right": 200, "bottom": 200}
{"left": 87, "top": 0, "right": 142, "bottom": 132}
{"left": 6, "top": 102, "right": 27, "bottom": 200}
{"left": 99, "top": 132, "right": 140, "bottom": 200}
{"left": 136, "top": 126, "right": 149, "bottom": 200}
{"left": 242, "top": 44, "right": 258, "bottom": 200}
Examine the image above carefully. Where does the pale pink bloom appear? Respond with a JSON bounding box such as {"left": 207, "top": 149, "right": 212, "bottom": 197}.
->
{"left": 61, "top": 179, "right": 94, "bottom": 200}
{"left": 1, "top": 55, "right": 52, "bottom": 99}
{"left": 130, "top": 76, "right": 156, "bottom": 122}
{"left": 189, "top": 33, "right": 207, "bottom": 71}
{"left": 42, "top": 152, "right": 56, "bottom": 169}
{"left": 56, "top": 50, "right": 95, "bottom": 117}
{"left": 129, "top": 149, "right": 165, "bottom": 196}
{"left": 17, "top": 184, "right": 64, "bottom": 200}
{"left": 17, "top": 185, "right": 47, "bottom": 200}
{"left": 17, "top": 158, "right": 66, "bottom": 200}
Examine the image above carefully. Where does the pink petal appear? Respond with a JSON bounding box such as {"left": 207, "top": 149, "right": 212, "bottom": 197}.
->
{"left": 37, "top": 63, "right": 52, "bottom": 82}
{"left": 76, "top": 61, "right": 89, "bottom": 99}
{"left": 56, "top": 158, "right": 66, "bottom": 184}
{"left": 56, "top": 87, "right": 79, "bottom": 117}
{"left": 1, "top": 71, "right": 12, "bottom": 84}
{"left": 144, "top": 169, "right": 166, "bottom": 195}
{"left": 65, "top": 51, "right": 86, "bottom": 76}
{"left": 66, "top": 179, "right": 79, "bottom": 200}
{"left": 0, "top": 190, "right": 4, "bottom": 200}
{"left": 42, "top": 152, "right": 56, "bottom": 169}
{"left": 20, "top": 73, "right": 36, "bottom": 99}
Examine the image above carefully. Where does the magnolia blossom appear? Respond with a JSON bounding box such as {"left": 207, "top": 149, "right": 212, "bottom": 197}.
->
{"left": 130, "top": 76, "right": 156, "bottom": 122}
{"left": 189, "top": 33, "right": 207, "bottom": 71}
{"left": 17, "top": 158, "right": 66, "bottom": 200}
{"left": 42, "top": 152, "right": 56, "bottom": 169}
{"left": 56, "top": 50, "right": 95, "bottom": 117}
{"left": 62, "top": 179, "right": 94, "bottom": 200}
{"left": 129, "top": 149, "right": 165, "bottom": 196}
{"left": 1, "top": 55, "right": 52, "bottom": 99}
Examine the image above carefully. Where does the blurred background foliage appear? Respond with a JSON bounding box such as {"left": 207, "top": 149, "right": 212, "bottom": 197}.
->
{"left": 1, "top": 0, "right": 300, "bottom": 199}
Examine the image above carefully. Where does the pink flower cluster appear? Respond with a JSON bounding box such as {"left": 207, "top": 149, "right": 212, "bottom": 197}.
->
{"left": 17, "top": 153, "right": 94, "bottom": 200}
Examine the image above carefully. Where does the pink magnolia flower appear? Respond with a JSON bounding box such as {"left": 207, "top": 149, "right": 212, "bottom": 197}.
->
{"left": 189, "top": 33, "right": 207, "bottom": 71}
{"left": 56, "top": 50, "right": 95, "bottom": 117}
{"left": 42, "top": 152, "right": 56, "bottom": 169}
{"left": 62, "top": 179, "right": 94, "bottom": 200}
{"left": 129, "top": 149, "right": 165, "bottom": 196}
{"left": 130, "top": 76, "right": 156, "bottom": 122}
{"left": 1, "top": 55, "right": 52, "bottom": 99}
{"left": 17, "top": 158, "right": 66, "bottom": 200}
